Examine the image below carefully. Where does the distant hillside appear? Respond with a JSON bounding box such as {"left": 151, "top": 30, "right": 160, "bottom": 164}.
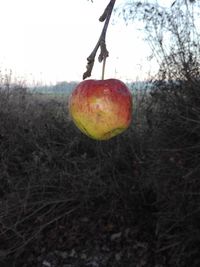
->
{"left": 30, "top": 80, "right": 153, "bottom": 95}
{"left": 31, "top": 81, "right": 79, "bottom": 95}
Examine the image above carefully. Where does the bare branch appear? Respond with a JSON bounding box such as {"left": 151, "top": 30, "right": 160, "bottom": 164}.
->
{"left": 83, "top": 0, "right": 116, "bottom": 80}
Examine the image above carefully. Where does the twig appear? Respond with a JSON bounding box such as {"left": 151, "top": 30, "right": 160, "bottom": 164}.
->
{"left": 83, "top": 0, "right": 116, "bottom": 80}
{"left": 156, "top": 241, "right": 181, "bottom": 253}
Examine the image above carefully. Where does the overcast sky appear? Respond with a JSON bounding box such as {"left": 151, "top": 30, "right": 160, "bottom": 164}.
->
{"left": 0, "top": 0, "right": 174, "bottom": 85}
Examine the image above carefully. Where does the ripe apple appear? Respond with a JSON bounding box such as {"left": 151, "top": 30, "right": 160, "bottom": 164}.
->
{"left": 68, "top": 78, "right": 132, "bottom": 140}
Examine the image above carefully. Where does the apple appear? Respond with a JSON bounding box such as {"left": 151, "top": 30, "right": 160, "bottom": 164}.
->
{"left": 68, "top": 78, "right": 132, "bottom": 140}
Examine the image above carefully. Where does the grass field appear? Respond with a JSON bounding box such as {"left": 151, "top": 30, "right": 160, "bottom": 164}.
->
{"left": 0, "top": 81, "right": 200, "bottom": 266}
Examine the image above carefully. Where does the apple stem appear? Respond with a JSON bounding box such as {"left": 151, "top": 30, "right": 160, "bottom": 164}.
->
{"left": 102, "top": 57, "right": 106, "bottom": 80}
{"left": 83, "top": 0, "right": 116, "bottom": 80}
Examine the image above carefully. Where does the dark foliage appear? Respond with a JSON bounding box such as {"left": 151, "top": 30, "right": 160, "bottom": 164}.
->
{"left": 0, "top": 78, "right": 200, "bottom": 266}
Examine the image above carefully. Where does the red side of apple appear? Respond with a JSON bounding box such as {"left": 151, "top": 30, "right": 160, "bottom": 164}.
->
{"left": 68, "top": 78, "right": 132, "bottom": 140}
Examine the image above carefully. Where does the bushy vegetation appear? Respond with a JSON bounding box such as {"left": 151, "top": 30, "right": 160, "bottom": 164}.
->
{"left": 0, "top": 76, "right": 200, "bottom": 266}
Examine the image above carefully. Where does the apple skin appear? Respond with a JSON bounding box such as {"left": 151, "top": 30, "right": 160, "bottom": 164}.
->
{"left": 68, "top": 78, "right": 132, "bottom": 140}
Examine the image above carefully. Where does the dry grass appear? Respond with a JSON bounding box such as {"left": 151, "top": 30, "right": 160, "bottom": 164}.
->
{"left": 0, "top": 81, "right": 200, "bottom": 266}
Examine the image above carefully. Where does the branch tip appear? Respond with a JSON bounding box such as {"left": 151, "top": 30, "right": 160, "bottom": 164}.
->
{"left": 82, "top": 0, "right": 116, "bottom": 80}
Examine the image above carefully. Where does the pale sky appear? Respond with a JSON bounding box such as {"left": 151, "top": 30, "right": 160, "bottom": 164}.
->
{"left": 0, "top": 0, "right": 172, "bottom": 85}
